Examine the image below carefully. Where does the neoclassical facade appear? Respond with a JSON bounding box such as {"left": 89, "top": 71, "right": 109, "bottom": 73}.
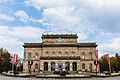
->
{"left": 23, "top": 34, "right": 98, "bottom": 73}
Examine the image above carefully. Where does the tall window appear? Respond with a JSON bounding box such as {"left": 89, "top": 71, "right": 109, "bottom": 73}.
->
{"left": 28, "top": 53, "right": 31, "bottom": 59}
{"left": 71, "top": 51, "right": 75, "bottom": 56}
{"left": 46, "top": 52, "right": 49, "bottom": 56}
{"left": 44, "top": 62, "right": 48, "bottom": 71}
{"left": 89, "top": 52, "right": 92, "bottom": 59}
{"left": 65, "top": 52, "right": 68, "bottom": 56}
{"left": 52, "top": 52, "right": 55, "bottom": 56}
{"left": 82, "top": 52, "right": 85, "bottom": 59}
{"left": 65, "top": 62, "right": 70, "bottom": 71}
{"left": 35, "top": 63, "right": 38, "bottom": 69}
{"left": 58, "top": 52, "right": 62, "bottom": 56}
{"left": 72, "top": 62, "right": 77, "bottom": 71}
{"left": 89, "top": 63, "right": 92, "bottom": 72}
{"left": 82, "top": 63, "right": 85, "bottom": 69}
{"left": 51, "top": 62, "right": 55, "bottom": 71}
{"left": 35, "top": 53, "right": 38, "bottom": 58}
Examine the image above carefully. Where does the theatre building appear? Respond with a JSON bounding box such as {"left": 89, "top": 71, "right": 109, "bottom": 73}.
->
{"left": 23, "top": 34, "right": 98, "bottom": 73}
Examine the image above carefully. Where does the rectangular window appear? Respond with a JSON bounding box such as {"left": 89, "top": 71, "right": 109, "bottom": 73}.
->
{"left": 89, "top": 52, "right": 92, "bottom": 60}
{"left": 28, "top": 53, "right": 31, "bottom": 59}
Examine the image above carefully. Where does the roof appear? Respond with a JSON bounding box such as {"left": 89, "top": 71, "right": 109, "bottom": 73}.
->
{"left": 41, "top": 34, "right": 78, "bottom": 39}
{"left": 23, "top": 42, "right": 97, "bottom": 48}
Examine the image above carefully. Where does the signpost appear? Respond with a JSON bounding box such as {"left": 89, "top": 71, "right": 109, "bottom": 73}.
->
{"left": 28, "top": 60, "right": 33, "bottom": 77}
{"left": 94, "top": 60, "right": 99, "bottom": 77}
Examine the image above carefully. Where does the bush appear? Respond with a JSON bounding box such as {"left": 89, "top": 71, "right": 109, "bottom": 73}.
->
{"left": 60, "top": 71, "right": 66, "bottom": 76}
{"left": 53, "top": 71, "right": 60, "bottom": 75}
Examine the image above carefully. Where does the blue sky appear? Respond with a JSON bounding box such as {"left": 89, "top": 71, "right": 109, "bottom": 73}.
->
{"left": 0, "top": 0, "right": 120, "bottom": 58}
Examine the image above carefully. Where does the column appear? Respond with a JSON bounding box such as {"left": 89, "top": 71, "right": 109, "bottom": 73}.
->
{"left": 48, "top": 63, "right": 51, "bottom": 71}
{"left": 39, "top": 61, "right": 41, "bottom": 70}
{"left": 63, "top": 63, "right": 65, "bottom": 71}
{"left": 55, "top": 63, "right": 58, "bottom": 71}
{"left": 40, "top": 62, "right": 43, "bottom": 71}
{"left": 70, "top": 63, "right": 72, "bottom": 71}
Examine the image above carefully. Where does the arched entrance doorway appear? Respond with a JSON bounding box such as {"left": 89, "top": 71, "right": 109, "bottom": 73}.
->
{"left": 51, "top": 62, "right": 55, "bottom": 71}
{"left": 72, "top": 62, "right": 77, "bottom": 71}
{"left": 65, "top": 62, "right": 70, "bottom": 71}
{"left": 44, "top": 62, "right": 48, "bottom": 71}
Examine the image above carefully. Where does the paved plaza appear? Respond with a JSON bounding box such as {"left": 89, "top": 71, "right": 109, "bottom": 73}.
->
{"left": 0, "top": 75, "right": 120, "bottom": 80}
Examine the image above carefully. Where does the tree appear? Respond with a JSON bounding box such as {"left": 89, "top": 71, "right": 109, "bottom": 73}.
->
{"left": 110, "top": 57, "right": 117, "bottom": 72}
{"left": 115, "top": 53, "right": 120, "bottom": 72}
{"left": 100, "top": 53, "right": 120, "bottom": 73}
{"left": 99, "top": 57, "right": 109, "bottom": 72}
{"left": 0, "top": 48, "right": 11, "bottom": 73}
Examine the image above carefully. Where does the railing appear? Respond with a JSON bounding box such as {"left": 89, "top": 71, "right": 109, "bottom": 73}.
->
{"left": 39, "top": 56, "right": 81, "bottom": 60}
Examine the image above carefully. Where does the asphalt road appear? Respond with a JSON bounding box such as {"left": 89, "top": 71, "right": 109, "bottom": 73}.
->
{"left": 0, "top": 75, "right": 120, "bottom": 80}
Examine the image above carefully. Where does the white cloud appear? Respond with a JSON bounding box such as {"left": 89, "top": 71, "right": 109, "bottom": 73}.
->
{"left": 24, "top": 0, "right": 66, "bottom": 10}
{"left": 24, "top": 0, "right": 42, "bottom": 10}
{"left": 0, "top": 26, "right": 45, "bottom": 58}
{"left": 24, "top": 0, "right": 120, "bottom": 11}
{"left": 14, "top": 10, "right": 40, "bottom": 23}
{"left": 15, "top": 10, "right": 30, "bottom": 22}
{"left": 40, "top": 7, "right": 96, "bottom": 40}
{"left": 108, "top": 38, "right": 120, "bottom": 51}
{"left": 100, "top": 38, "right": 120, "bottom": 52}
{"left": 0, "top": 36, "right": 22, "bottom": 48}
{"left": 10, "top": 0, "right": 120, "bottom": 58}
{"left": 0, "top": 13, "right": 15, "bottom": 21}
{"left": 11, "top": 26, "right": 45, "bottom": 39}
{"left": 24, "top": 0, "right": 100, "bottom": 40}
{"left": 24, "top": 0, "right": 120, "bottom": 37}
{"left": 0, "top": 26, "right": 21, "bottom": 50}
{"left": 98, "top": 37, "right": 120, "bottom": 57}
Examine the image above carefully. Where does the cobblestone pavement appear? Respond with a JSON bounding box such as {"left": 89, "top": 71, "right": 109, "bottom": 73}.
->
{"left": 0, "top": 75, "right": 31, "bottom": 80}
{"left": 0, "top": 75, "right": 120, "bottom": 80}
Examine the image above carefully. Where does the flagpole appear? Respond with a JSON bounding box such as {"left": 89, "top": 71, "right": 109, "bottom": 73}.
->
{"left": 108, "top": 59, "right": 111, "bottom": 75}
{"left": 104, "top": 54, "right": 111, "bottom": 75}
{"left": 95, "top": 50, "right": 99, "bottom": 75}
{"left": 12, "top": 63, "right": 14, "bottom": 74}
{"left": 11, "top": 55, "right": 14, "bottom": 74}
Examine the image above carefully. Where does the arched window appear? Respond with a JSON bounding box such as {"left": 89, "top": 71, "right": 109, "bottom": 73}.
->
{"left": 35, "top": 63, "right": 38, "bottom": 69}
{"left": 89, "top": 63, "right": 92, "bottom": 72}
{"left": 46, "top": 52, "right": 49, "bottom": 56}
{"left": 65, "top": 62, "right": 70, "bottom": 71}
{"left": 82, "top": 52, "right": 85, "bottom": 59}
{"left": 52, "top": 52, "right": 55, "bottom": 55}
{"left": 44, "top": 62, "right": 48, "bottom": 71}
{"left": 71, "top": 51, "right": 75, "bottom": 56}
{"left": 58, "top": 52, "right": 62, "bottom": 56}
{"left": 72, "top": 62, "right": 77, "bottom": 71}
{"left": 82, "top": 63, "right": 85, "bottom": 69}
{"left": 89, "top": 52, "right": 92, "bottom": 59}
{"left": 65, "top": 52, "right": 68, "bottom": 56}
{"left": 51, "top": 62, "right": 55, "bottom": 71}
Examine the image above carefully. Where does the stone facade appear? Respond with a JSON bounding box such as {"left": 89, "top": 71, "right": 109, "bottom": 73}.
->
{"left": 23, "top": 34, "right": 98, "bottom": 73}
